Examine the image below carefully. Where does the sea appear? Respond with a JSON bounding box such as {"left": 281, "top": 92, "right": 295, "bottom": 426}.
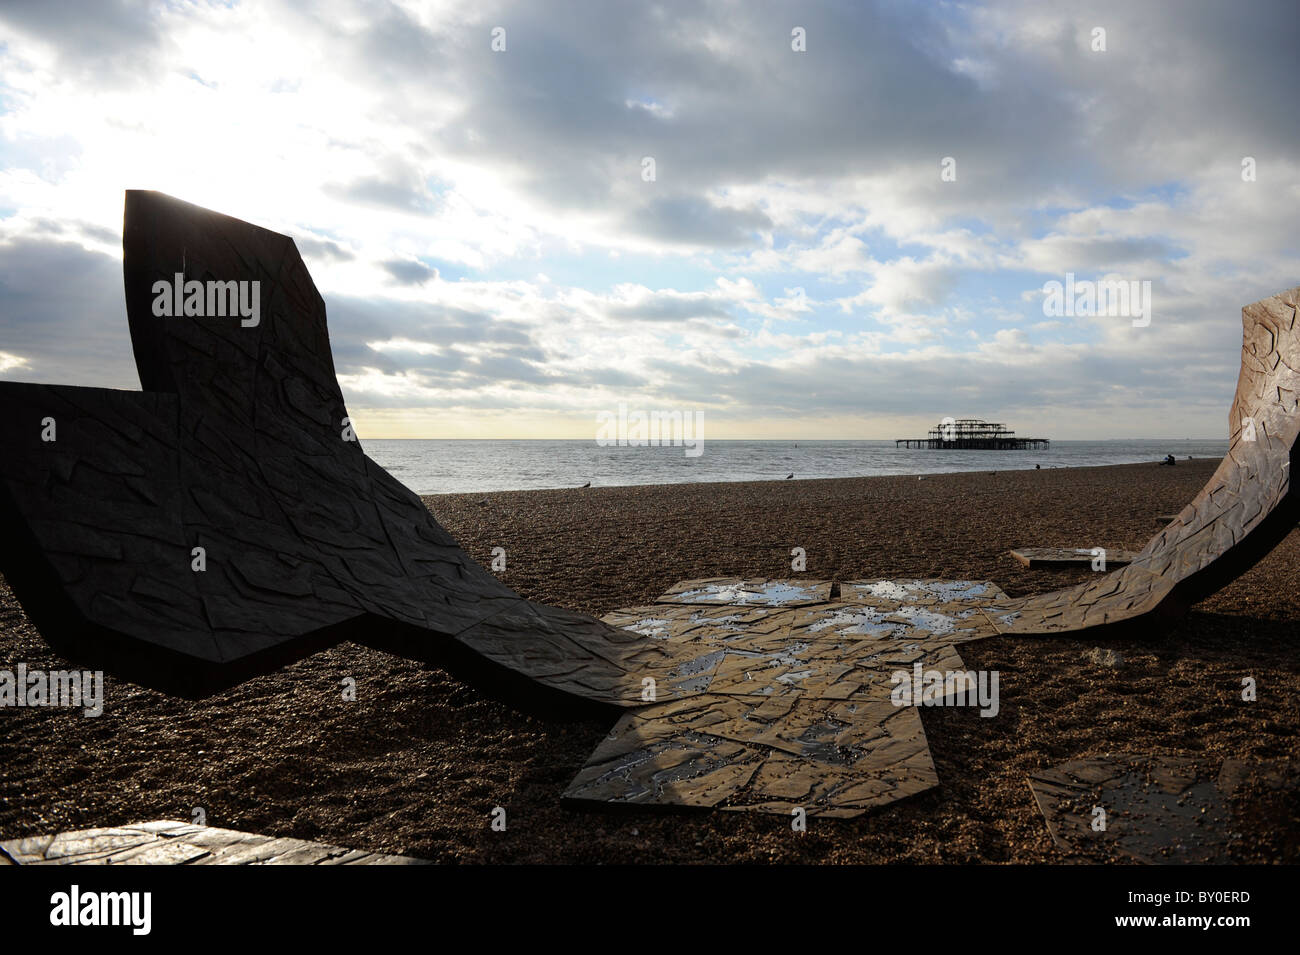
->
{"left": 363, "top": 438, "right": 1228, "bottom": 496}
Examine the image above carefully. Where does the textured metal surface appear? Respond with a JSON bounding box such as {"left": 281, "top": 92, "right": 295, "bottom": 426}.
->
{"left": 1027, "top": 756, "right": 1230, "bottom": 863}
{"left": 0, "top": 820, "right": 427, "bottom": 865}
{"left": 787, "top": 600, "right": 999, "bottom": 646}
{"left": 0, "top": 192, "right": 641, "bottom": 701}
{"left": 1009, "top": 547, "right": 1138, "bottom": 568}
{"left": 562, "top": 580, "right": 994, "bottom": 816}
{"left": 840, "top": 578, "right": 1007, "bottom": 604}
{"left": 1, "top": 192, "right": 1296, "bottom": 819}
{"left": 563, "top": 692, "right": 938, "bottom": 818}
{"left": 998, "top": 286, "right": 1300, "bottom": 634}
{"left": 1027, "top": 755, "right": 1296, "bottom": 864}
{"left": 655, "top": 577, "right": 833, "bottom": 607}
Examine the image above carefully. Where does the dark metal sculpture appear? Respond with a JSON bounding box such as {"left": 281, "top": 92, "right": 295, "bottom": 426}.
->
{"left": 0, "top": 192, "right": 686, "bottom": 703}
{"left": 0, "top": 192, "right": 1294, "bottom": 816}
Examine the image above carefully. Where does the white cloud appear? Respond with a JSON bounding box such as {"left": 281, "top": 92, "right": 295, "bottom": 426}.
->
{"left": 0, "top": 0, "right": 1295, "bottom": 438}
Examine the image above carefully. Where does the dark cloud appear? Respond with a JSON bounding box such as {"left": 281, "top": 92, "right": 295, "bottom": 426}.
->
{"left": 328, "top": 340, "right": 406, "bottom": 375}
{"left": 324, "top": 296, "right": 546, "bottom": 377}
{"left": 295, "top": 236, "right": 355, "bottom": 262}
{"left": 626, "top": 196, "right": 772, "bottom": 247}
{"left": 19, "top": 217, "right": 116, "bottom": 245}
{"left": 382, "top": 258, "right": 439, "bottom": 285}
{"left": 393, "top": 0, "right": 1299, "bottom": 231}
{"left": 632, "top": 340, "right": 1234, "bottom": 425}
{"left": 1037, "top": 237, "right": 1182, "bottom": 271}
{"left": 426, "top": 0, "right": 1099, "bottom": 211}
{"left": 2, "top": 0, "right": 1296, "bottom": 437}
{"left": 467, "top": 353, "right": 547, "bottom": 384}
{"left": 0, "top": 238, "right": 138, "bottom": 388}
{"left": 0, "top": 0, "right": 165, "bottom": 85}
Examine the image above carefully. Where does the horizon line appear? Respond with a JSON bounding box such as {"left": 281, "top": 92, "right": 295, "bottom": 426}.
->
{"left": 358, "top": 435, "right": 1226, "bottom": 442}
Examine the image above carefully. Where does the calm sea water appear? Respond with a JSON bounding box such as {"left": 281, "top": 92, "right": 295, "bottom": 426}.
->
{"left": 364, "top": 438, "right": 1228, "bottom": 495}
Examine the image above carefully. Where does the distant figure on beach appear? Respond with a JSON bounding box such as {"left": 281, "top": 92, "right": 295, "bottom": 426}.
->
{"left": 1160, "top": 454, "right": 1177, "bottom": 466}
{"left": 580, "top": 481, "right": 591, "bottom": 488}
{"left": 786, "top": 473, "right": 794, "bottom": 479}
{"left": 1035, "top": 464, "right": 1041, "bottom": 469}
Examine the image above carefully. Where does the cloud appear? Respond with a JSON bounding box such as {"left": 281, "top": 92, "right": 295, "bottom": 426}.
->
{"left": 0, "top": 237, "right": 137, "bottom": 388}
{"left": 0, "top": 0, "right": 165, "bottom": 85}
{"left": 295, "top": 236, "right": 355, "bottom": 262}
{"left": 382, "top": 258, "right": 439, "bottom": 285}
{"left": 0, "top": 0, "right": 1295, "bottom": 438}
{"left": 326, "top": 173, "right": 440, "bottom": 215}
{"left": 625, "top": 196, "right": 772, "bottom": 248}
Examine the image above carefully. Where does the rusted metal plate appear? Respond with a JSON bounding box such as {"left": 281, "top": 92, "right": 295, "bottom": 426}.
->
{"left": 0, "top": 192, "right": 648, "bottom": 704}
{"left": 562, "top": 692, "right": 938, "bottom": 818}
{"left": 781, "top": 600, "right": 1000, "bottom": 646}
{"left": 841, "top": 578, "right": 1006, "bottom": 604}
{"left": 655, "top": 577, "right": 833, "bottom": 607}
{"left": 1009, "top": 547, "right": 1138, "bottom": 568}
{"left": 1027, "top": 756, "right": 1297, "bottom": 864}
{"left": 601, "top": 602, "right": 972, "bottom": 698}
{"left": 0, "top": 820, "right": 427, "bottom": 865}
{"left": 574, "top": 598, "right": 984, "bottom": 814}
{"left": 1027, "top": 756, "right": 1229, "bottom": 864}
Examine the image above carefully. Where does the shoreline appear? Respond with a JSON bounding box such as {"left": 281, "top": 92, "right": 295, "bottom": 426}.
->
{"left": 418, "top": 456, "right": 1221, "bottom": 499}
{"left": 367, "top": 439, "right": 1229, "bottom": 497}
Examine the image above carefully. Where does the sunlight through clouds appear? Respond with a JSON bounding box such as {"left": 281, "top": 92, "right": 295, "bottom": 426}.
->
{"left": 0, "top": 0, "right": 1296, "bottom": 438}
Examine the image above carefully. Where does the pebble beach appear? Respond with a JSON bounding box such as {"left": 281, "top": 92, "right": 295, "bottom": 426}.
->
{"left": 3, "top": 458, "right": 1296, "bottom": 863}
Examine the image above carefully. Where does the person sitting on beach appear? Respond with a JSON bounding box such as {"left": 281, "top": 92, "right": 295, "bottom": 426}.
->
{"left": 1160, "top": 454, "right": 1176, "bottom": 466}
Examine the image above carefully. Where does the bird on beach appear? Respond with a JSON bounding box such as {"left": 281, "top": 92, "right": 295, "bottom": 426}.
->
{"left": 580, "top": 481, "right": 591, "bottom": 488}
{"left": 785, "top": 473, "right": 794, "bottom": 479}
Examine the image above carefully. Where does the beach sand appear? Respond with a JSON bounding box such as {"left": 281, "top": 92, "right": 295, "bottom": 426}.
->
{"left": 2, "top": 458, "right": 1297, "bottom": 863}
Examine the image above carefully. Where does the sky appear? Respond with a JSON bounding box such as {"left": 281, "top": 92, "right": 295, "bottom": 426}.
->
{"left": 0, "top": 0, "right": 1296, "bottom": 440}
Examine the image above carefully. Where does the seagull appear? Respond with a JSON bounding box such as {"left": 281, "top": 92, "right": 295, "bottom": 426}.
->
{"left": 785, "top": 473, "right": 794, "bottom": 479}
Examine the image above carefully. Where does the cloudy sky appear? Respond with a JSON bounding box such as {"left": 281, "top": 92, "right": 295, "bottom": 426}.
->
{"left": 0, "top": 0, "right": 1296, "bottom": 439}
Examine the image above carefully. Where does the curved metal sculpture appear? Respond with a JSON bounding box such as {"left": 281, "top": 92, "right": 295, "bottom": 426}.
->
{"left": 992, "top": 286, "right": 1300, "bottom": 634}
{"left": 0, "top": 192, "right": 1294, "bottom": 817}
{"left": 0, "top": 191, "right": 683, "bottom": 703}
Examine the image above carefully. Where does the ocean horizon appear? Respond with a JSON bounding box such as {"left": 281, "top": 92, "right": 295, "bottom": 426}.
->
{"left": 363, "top": 438, "right": 1228, "bottom": 495}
